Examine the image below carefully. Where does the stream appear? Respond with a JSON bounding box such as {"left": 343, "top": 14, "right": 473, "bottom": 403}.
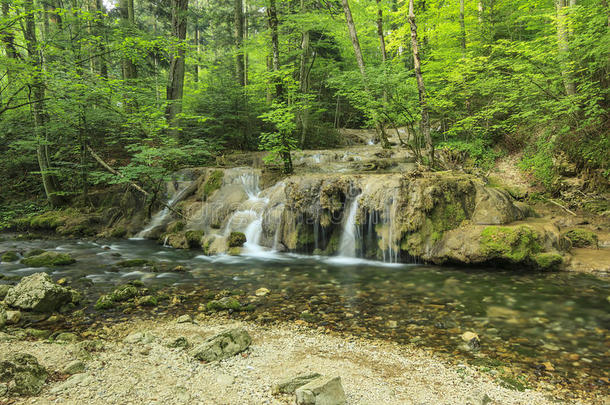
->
{"left": 0, "top": 236, "right": 608, "bottom": 395}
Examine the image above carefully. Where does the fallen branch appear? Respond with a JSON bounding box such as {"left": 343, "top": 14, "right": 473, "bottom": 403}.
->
{"left": 87, "top": 145, "right": 185, "bottom": 219}
{"left": 547, "top": 198, "right": 577, "bottom": 217}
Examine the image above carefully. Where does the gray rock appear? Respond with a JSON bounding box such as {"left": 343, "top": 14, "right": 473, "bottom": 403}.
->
{"left": 62, "top": 360, "right": 85, "bottom": 375}
{"left": 0, "top": 307, "right": 6, "bottom": 329}
{"left": 5, "top": 310, "right": 21, "bottom": 325}
{"left": 273, "top": 373, "right": 322, "bottom": 394}
{"left": 4, "top": 273, "right": 72, "bottom": 313}
{"left": 176, "top": 314, "right": 192, "bottom": 324}
{"left": 123, "top": 331, "right": 156, "bottom": 344}
{"left": 167, "top": 336, "right": 189, "bottom": 349}
{"left": 0, "top": 353, "right": 49, "bottom": 396}
{"left": 191, "top": 327, "right": 251, "bottom": 362}
{"left": 0, "top": 285, "right": 11, "bottom": 300}
{"left": 295, "top": 376, "right": 346, "bottom": 405}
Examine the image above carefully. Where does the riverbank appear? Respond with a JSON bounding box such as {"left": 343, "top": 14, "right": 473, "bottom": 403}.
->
{"left": 1, "top": 315, "right": 592, "bottom": 405}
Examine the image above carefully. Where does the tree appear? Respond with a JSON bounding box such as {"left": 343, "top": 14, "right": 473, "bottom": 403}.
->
{"left": 407, "top": 0, "right": 433, "bottom": 165}
{"left": 166, "top": 0, "right": 188, "bottom": 128}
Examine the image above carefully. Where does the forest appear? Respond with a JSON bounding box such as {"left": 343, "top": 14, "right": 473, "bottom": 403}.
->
{"left": 0, "top": 0, "right": 608, "bottom": 217}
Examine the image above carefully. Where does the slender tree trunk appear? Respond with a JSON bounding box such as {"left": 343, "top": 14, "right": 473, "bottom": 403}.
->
{"left": 194, "top": 0, "right": 200, "bottom": 82}
{"left": 24, "top": 0, "right": 63, "bottom": 206}
{"left": 376, "top": 0, "right": 387, "bottom": 62}
{"left": 166, "top": 0, "right": 188, "bottom": 128}
{"left": 244, "top": 0, "right": 249, "bottom": 84}
{"left": 119, "top": 0, "right": 137, "bottom": 81}
{"left": 556, "top": 0, "right": 576, "bottom": 96}
{"left": 1, "top": 2, "right": 18, "bottom": 85}
{"left": 234, "top": 0, "right": 245, "bottom": 86}
{"left": 408, "top": 0, "right": 433, "bottom": 165}
{"left": 341, "top": 0, "right": 390, "bottom": 148}
{"left": 267, "top": 0, "right": 292, "bottom": 174}
{"left": 298, "top": 0, "right": 311, "bottom": 147}
{"left": 459, "top": 0, "right": 466, "bottom": 50}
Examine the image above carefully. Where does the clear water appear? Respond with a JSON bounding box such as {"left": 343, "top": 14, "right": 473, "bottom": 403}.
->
{"left": 1, "top": 237, "right": 608, "bottom": 392}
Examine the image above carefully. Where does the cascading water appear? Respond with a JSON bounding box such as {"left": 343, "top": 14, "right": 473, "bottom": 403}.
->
{"left": 381, "top": 194, "right": 399, "bottom": 263}
{"left": 223, "top": 170, "right": 269, "bottom": 255}
{"left": 135, "top": 180, "right": 192, "bottom": 239}
{"left": 337, "top": 193, "right": 361, "bottom": 257}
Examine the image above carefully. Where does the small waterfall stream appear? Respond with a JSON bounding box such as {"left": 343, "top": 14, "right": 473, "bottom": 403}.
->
{"left": 337, "top": 194, "right": 361, "bottom": 257}
{"left": 135, "top": 180, "right": 192, "bottom": 239}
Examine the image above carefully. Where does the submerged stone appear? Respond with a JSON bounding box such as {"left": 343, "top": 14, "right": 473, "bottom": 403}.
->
{"left": 21, "top": 252, "right": 75, "bottom": 267}
{"left": 1, "top": 251, "right": 19, "bottom": 262}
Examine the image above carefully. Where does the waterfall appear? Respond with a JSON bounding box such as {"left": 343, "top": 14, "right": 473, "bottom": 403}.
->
{"left": 223, "top": 170, "right": 269, "bottom": 255}
{"left": 337, "top": 194, "right": 361, "bottom": 257}
{"left": 135, "top": 180, "right": 192, "bottom": 239}
{"left": 382, "top": 194, "right": 399, "bottom": 263}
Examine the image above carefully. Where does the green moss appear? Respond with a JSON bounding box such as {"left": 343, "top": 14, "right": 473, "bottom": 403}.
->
{"left": 323, "top": 230, "right": 341, "bottom": 255}
{"left": 563, "top": 229, "right": 598, "bottom": 248}
{"left": 111, "top": 285, "right": 139, "bottom": 301}
{"left": 185, "top": 230, "right": 204, "bottom": 248}
{"left": 228, "top": 231, "right": 246, "bottom": 248}
{"left": 1, "top": 251, "right": 19, "bottom": 262}
{"left": 115, "top": 259, "right": 152, "bottom": 268}
{"left": 296, "top": 223, "right": 315, "bottom": 248}
{"left": 533, "top": 253, "right": 563, "bottom": 270}
{"left": 480, "top": 226, "right": 541, "bottom": 262}
{"left": 202, "top": 170, "right": 224, "bottom": 200}
{"left": 21, "top": 251, "right": 76, "bottom": 267}
{"left": 25, "top": 249, "right": 45, "bottom": 258}
{"left": 167, "top": 221, "right": 185, "bottom": 233}
{"left": 498, "top": 375, "right": 529, "bottom": 392}
{"left": 206, "top": 297, "right": 241, "bottom": 311}
{"left": 94, "top": 295, "right": 115, "bottom": 310}
{"left": 136, "top": 295, "right": 158, "bottom": 307}
{"left": 228, "top": 247, "right": 241, "bottom": 255}
{"left": 110, "top": 227, "right": 127, "bottom": 238}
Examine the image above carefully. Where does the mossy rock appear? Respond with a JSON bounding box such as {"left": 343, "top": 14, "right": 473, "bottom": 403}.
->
{"left": 480, "top": 226, "right": 541, "bottom": 263}
{"left": 21, "top": 252, "right": 76, "bottom": 267}
{"left": 533, "top": 253, "right": 563, "bottom": 270}
{"left": 202, "top": 170, "right": 224, "bottom": 200}
{"left": 228, "top": 232, "right": 246, "bottom": 248}
{"left": 24, "top": 249, "right": 45, "bottom": 258}
{"left": 110, "top": 226, "right": 127, "bottom": 238}
{"left": 563, "top": 229, "right": 598, "bottom": 248}
{"left": 115, "top": 259, "right": 152, "bottom": 268}
{"left": 1, "top": 251, "right": 19, "bottom": 262}
{"left": 167, "top": 221, "right": 186, "bottom": 233}
{"left": 185, "top": 230, "right": 204, "bottom": 248}
{"left": 94, "top": 294, "right": 115, "bottom": 310}
{"left": 206, "top": 297, "right": 241, "bottom": 311}
{"left": 95, "top": 284, "right": 140, "bottom": 310}
{"left": 0, "top": 353, "right": 49, "bottom": 396}
{"left": 136, "top": 295, "right": 158, "bottom": 307}
{"left": 228, "top": 247, "right": 242, "bottom": 255}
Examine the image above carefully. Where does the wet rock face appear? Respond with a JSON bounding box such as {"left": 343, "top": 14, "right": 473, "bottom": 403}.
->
{"left": 0, "top": 353, "right": 48, "bottom": 396}
{"left": 4, "top": 273, "right": 72, "bottom": 313}
{"left": 191, "top": 328, "right": 251, "bottom": 362}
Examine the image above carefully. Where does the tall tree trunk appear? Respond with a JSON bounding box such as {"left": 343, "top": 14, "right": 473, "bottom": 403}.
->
{"left": 194, "top": 0, "right": 200, "bottom": 82}
{"left": 244, "top": 0, "right": 249, "bottom": 84}
{"left": 341, "top": 0, "right": 390, "bottom": 148}
{"left": 119, "top": 0, "right": 137, "bottom": 81}
{"left": 24, "top": 0, "right": 63, "bottom": 206}
{"left": 376, "top": 0, "right": 387, "bottom": 62}
{"left": 298, "top": 0, "right": 311, "bottom": 147}
{"left": 1, "top": 2, "right": 18, "bottom": 84}
{"left": 267, "top": 0, "right": 292, "bottom": 173}
{"left": 459, "top": 0, "right": 466, "bottom": 50}
{"left": 408, "top": 0, "right": 433, "bottom": 165}
{"left": 234, "top": 0, "right": 245, "bottom": 86}
{"left": 556, "top": 0, "right": 576, "bottom": 96}
{"left": 166, "top": 0, "right": 188, "bottom": 128}
{"left": 267, "top": 0, "right": 282, "bottom": 98}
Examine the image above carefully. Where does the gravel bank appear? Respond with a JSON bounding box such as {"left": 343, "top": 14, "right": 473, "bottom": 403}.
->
{"left": 1, "top": 317, "right": 581, "bottom": 405}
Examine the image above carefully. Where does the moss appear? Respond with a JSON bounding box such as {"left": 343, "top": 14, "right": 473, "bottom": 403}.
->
{"left": 136, "top": 295, "right": 158, "bottom": 307}
{"left": 111, "top": 285, "right": 139, "bottom": 301}
{"left": 94, "top": 295, "right": 115, "bottom": 310}
{"left": 110, "top": 227, "right": 127, "bottom": 238}
{"left": 228, "top": 231, "right": 246, "bottom": 248}
{"left": 202, "top": 170, "right": 224, "bottom": 200}
{"left": 480, "top": 226, "right": 541, "bottom": 262}
{"left": 185, "top": 230, "right": 204, "bottom": 248}
{"left": 323, "top": 230, "right": 341, "bottom": 255}
{"left": 563, "top": 229, "right": 598, "bottom": 248}
{"left": 24, "top": 249, "right": 45, "bottom": 258}
{"left": 296, "top": 223, "right": 315, "bottom": 248}
{"left": 206, "top": 297, "right": 241, "bottom": 311}
{"left": 21, "top": 252, "right": 76, "bottom": 267}
{"left": 533, "top": 253, "right": 563, "bottom": 270}
{"left": 115, "top": 259, "right": 152, "bottom": 268}
{"left": 228, "top": 247, "right": 241, "bottom": 255}
{"left": 1, "top": 251, "right": 19, "bottom": 262}
{"left": 167, "top": 221, "right": 185, "bottom": 233}
{"left": 497, "top": 375, "right": 529, "bottom": 392}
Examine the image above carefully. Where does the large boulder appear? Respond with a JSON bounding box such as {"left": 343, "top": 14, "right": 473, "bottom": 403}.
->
{"left": 0, "top": 353, "right": 48, "bottom": 396}
{"left": 4, "top": 273, "right": 72, "bottom": 312}
{"left": 191, "top": 328, "right": 251, "bottom": 362}
{"left": 21, "top": 251, "right": 75, "bottom": 267}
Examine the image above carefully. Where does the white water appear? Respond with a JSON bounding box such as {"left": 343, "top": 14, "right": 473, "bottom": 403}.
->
{"left": 337, "top": 194, "right": 361, "bottom": 257}
{"left": 223, "top": 171, "right": 269, "bottom": 256}
{"left": 135, "top": 181, "right": 192, "bottom": 239}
